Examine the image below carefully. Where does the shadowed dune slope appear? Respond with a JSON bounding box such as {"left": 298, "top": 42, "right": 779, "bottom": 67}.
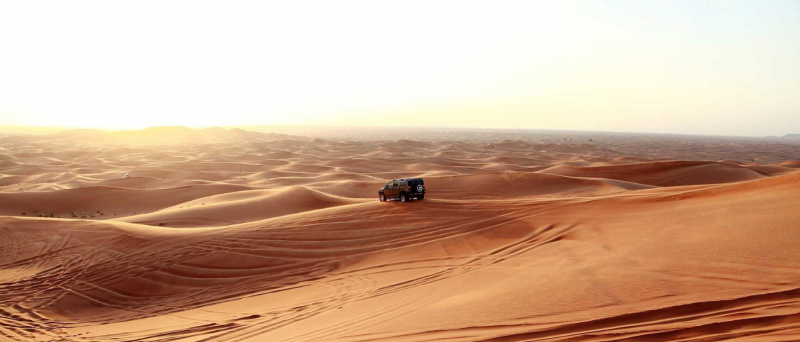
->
{"left": 423, "top": 171, "right": 641, "bottom": 198}
{"left": 116, "top": 186, "right": 365, "bottom": 227}
{"left": 540, "top": 160, "right": 767, "bottom": 186}
{"left": 0, "top": 184, "right": 251, "bottom": 217}
{"left": 779, "top": 160, "right": 800, "bottom": 168}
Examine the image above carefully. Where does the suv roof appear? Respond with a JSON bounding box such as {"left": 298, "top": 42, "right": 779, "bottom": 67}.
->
{"left": 392, "top": 178, "right": 424, "bottom": 184}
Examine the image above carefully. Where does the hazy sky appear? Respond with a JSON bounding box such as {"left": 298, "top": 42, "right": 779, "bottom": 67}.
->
{"left": 1, "top": 1, "right": 798, "bottom": 136}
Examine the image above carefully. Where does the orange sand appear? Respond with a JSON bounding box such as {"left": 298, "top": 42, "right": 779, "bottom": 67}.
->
{"left": 1, "top": 127, "right": 799, "bottom": 341}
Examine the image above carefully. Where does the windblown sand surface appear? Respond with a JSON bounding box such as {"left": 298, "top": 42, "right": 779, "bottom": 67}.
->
{"left": 1, "top": 127, "right": 799, "bottom": 341}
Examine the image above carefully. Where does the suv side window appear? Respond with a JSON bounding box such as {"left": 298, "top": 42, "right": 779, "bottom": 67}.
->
{"left": 392, "top": 181, "right": 399, "bottom": 187}
{"left": 386, "top": 182, "right": 392, "bottom": 188}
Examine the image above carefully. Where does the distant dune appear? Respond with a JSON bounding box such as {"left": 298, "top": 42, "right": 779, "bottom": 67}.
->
{"left": 1, "top": 127, "right": 799, "bottom": 341}
{"left": 539, "top": 160, "right": 767, "bottom": 186}
{"left": 11, "top": 126, "right": 304, "bottom": 146}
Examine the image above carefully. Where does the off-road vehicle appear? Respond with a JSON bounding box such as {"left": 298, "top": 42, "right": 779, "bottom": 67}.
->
{"left": 378, "top": 178, "right": 425, "bottom": 202}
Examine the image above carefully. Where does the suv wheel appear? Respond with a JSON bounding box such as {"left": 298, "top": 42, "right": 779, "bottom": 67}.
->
{"left": 400, "top": 193, "right": 407, "bottom": 202}
{"left": 379, "top": 193, "right": 386, "bottom": 202}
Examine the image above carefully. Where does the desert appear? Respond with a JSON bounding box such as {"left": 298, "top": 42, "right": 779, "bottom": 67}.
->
{"left": 1, "top": 126, "right": 799, "bottom": 341}
{"left": 3, "top": 2, "right": 800, "bottom": 341}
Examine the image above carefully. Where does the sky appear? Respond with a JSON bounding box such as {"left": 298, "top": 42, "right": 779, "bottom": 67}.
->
{"left": 0, "top": 1, "right": 798, "bottom": 136}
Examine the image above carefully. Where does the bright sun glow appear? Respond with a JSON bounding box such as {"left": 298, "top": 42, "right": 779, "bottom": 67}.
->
{"left": 1, "top": 1, "right": 799, "bottom": 136}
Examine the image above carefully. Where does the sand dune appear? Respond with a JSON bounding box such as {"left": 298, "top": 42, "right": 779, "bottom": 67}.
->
{"left": 117, "top": 186, "right": 364, "bottom": 227}
{"left": 779, "top": 160, "right": 800, "bottom": 168}
{"left": 0, "top": 183, "right": 250, "bottom": 218}
{"left": 424, "top": 172, "right": 628, "bottom": 199}
{"left": 0, "top": 127, "right": 799, "bottom": 342}
{"left": 540, "top": 160, "right": 767, "bottom": 186}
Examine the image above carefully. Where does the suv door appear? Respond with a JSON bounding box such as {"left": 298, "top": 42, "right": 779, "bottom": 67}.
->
{"left": 384, "top": 182, "right": 393, "bottom": 197}
{"left": 390, "top": 181, "right": 400, "bottom": 198}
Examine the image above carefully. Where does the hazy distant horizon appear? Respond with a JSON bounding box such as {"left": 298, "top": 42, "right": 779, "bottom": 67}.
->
{"left": 1, "top": 123, "right": 797, "bottom": 140}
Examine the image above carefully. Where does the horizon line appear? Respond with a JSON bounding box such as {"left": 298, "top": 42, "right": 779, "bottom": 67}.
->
{"left": 0, "top": 124, "right": 794, "bottom": 139}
